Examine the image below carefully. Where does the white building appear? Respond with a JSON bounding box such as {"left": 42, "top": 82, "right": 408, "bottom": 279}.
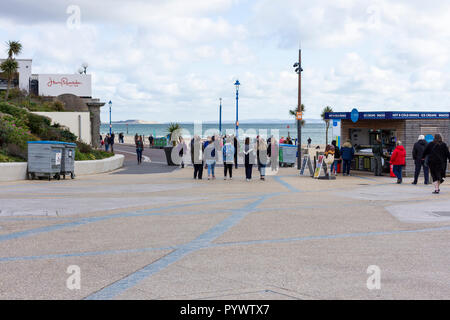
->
{"left": 0, "top": 59, "right": 105, "bottom": 147}
{"left": 0, "top": 59, "right": 32, "bottom": 92}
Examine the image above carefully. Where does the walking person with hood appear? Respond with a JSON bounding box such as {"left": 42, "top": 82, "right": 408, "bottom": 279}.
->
{"left": 223, "top": 137, "right": 235, "bottom": 180}
{"left": 423, "top": 134, "right": 450, "bottom": 194}
{"left": 257, "top": 137, "right": 268, "bottom": 181}
{"left": 390, "top": 141, "right": 406, "bottom": 184}
{"left": 412, "top": 135, "right": 429, "bottom": 185}
{"left": 340, "top": 139, "right": 354, "bottom": 176}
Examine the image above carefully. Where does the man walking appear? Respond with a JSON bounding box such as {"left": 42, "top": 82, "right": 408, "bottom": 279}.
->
{"left": 307, "top": 137, "right": 312, "bottom": 148}
{"left": 412, "top": 135, "right": 429, "bottom": 185}
{"left": 110, "top": 132, "right": 115, "bottom": 153}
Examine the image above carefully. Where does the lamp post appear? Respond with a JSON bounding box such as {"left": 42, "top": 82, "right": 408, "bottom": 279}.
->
{"left": 293, "top": 49, "right": 303, "bottom": 170}
{"left": 234, "top": 80, "right": 240, "bottom": 139}
{"left": 219, "top": 98, "right": 222, "bottom": 135}
{"left": 108, "top": 100, "right": 112, "bottom": 135}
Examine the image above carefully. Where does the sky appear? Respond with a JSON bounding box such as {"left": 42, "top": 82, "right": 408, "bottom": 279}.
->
{"left": 1, "top": 0, "right": 450, "bottom": 123}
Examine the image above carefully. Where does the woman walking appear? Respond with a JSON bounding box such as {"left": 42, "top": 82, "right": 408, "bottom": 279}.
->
{"left": 136, "top": 135, "right": 144, "bottom": 164}
{"left": 205, "top": 136, "right": 217, "bottom": 180}
{"left": 243, "top": 137, "right": 255, "bottom": 181}
{"left": 257, "top": 137, "right": 268, "bottom": 181}
{"left": 223, "top": 137, "right": 235, "bottom": 180}
{"left": 390, "top": 141, "right": 406, "bottom": 184}
{"left": 331, "top": 140, "right": 340, "bottom": 175}
{"left": 192, "top": 136, "right": 204, "bottom": 180}
{"left": 423, "top": 134, "right": 450, "bottom": 194}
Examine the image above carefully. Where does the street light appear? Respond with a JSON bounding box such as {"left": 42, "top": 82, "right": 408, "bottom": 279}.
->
{"left": 81, "top": 62, "right": 88, "bottom": 74}
{"left": 219, "top": 98, "right": 222, "bottom": 135}
{"left": 108, "top": 100, "right": 112, "bottom": 135}
{"left": 293, "top": 50, "right": 303, "bottom": 170}
{"left": 234, "top": 80, "right": 240, "bottom": 139}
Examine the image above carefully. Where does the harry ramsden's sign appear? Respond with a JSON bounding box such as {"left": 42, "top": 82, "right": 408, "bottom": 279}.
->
{"left": 38, "top": 74, "right": 92, "bottom": 97}
{"left": 47, "top": 77, "right": 82, "bottom": 88}
{"left": 325, "top": 111, "right": 450, "bottom": 120}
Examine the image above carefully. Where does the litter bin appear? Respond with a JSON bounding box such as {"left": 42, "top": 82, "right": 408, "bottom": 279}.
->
{"left": 27, "top": 141, "right": 65, "bottom": 180}
{"left": 61, "top": 142, "right": 76, "bottom": 179}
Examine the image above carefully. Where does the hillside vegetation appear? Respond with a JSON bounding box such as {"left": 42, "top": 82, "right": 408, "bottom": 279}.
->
{"left": 0, "top": 90, "right": 112, "bottom": 162}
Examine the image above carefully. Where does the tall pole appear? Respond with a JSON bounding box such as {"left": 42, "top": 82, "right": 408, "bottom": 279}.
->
{"left": 297, "top": 49, "right": 302, "bottom": 170}
{"left": 219, "top": 98, "right": 222, "bottom": 135}
{"left": 235, "top": 86, "right": 239, "bottom": 139}
{"left": 109, "top": 101, "right": 112, "bottom": 135}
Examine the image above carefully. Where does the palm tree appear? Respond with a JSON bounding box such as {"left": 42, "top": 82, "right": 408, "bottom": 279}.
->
{"left": 1, "top": 59, "right": 18, "bottom": 102}
{"left": 289, "top": 104, "right": 305, "bottom": 127}
{"left": 167, "top": 122, "right": 181, "bottom": 146}
{"left": 2, "top": 40, "right": 22, "bottom": 101}
{"left": 6, "top": 41, "right": 22, "bottom": 59}
{"left": 321, "top": 106, "right": 333, "bottom": 145}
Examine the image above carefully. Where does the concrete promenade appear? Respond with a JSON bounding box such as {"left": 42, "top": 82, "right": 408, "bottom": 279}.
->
{"left": 0, "top": 145, "right": 449, "bottom": 299}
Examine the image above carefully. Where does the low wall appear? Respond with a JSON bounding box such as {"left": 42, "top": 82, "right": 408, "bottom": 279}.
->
{"left": 0, "top": 154, "right": 124, "bottom": 182}
{"left": 0, "top": 162, "right": 28, "bottom": 182}
{"left": 74, "top": 154, "right": 124, "bottom": 176}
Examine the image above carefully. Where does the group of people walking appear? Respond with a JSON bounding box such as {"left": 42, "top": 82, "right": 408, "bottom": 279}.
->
{"left": 187, "top": 135, "right": 274, "bottom": 181}
{"left": 100, "top": 133, "right": 115, "bottom": 152}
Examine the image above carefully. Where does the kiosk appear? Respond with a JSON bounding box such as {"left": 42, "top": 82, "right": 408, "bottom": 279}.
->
{"left": 324, "top": 111, "right": 450, "bottom": 176}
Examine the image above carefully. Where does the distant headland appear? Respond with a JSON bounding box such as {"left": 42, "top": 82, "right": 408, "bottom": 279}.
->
{"left": 103, "top": 120, "right": 160, "bottom": 125}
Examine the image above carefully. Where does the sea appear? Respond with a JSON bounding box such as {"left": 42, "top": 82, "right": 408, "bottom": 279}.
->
{"left": 100, "top": 122, "right": 330, "bottom": 145}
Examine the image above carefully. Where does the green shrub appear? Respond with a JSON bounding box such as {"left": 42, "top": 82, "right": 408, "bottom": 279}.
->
{"left": 26, "top": 112, "right": 51, "bottom": 136}
{"left": 0, "top": 150, "right": 24, "bottom": 162}
{"left": 0, "top": 102, "right": 27, "bottom": 120}
{"left": 76, "top": 141, "right": 93, "bottom": 153}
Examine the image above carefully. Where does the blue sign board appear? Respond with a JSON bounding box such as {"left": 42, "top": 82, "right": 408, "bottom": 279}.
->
{"left": 425, "top": 134, "right": 434, "bottom": 143}
{"left": 325, "top": 111, "right": 450, "bottom": 120}
{"left": 351, "top": 109, "right": 359, "bottom": 123}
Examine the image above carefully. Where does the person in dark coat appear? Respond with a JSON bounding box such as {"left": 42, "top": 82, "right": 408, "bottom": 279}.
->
{"left": 340, "top": 139, "right": 354, "bottom": 176}
{"left": 135, "top": 135, "right": 144, "bottom": 164}
{"left": 110, "top": 132, "right": 115, "bottom": 152}
{"left": 423, "top": 134, "right": 450, "bottom": 194}
{"left": 412, "top": 135, "right": 429, "bottom": 185}
{"left": 233, "top": 136, "right": 239, "bottom": 169}
{"left": 191, "top": 136, "right": 204, "bottom": 180}
{"left": 243, "top": 137, "right": 255, "bottom": 181}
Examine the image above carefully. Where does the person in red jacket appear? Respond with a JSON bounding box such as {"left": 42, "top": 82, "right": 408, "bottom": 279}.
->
{"left": 390, "top": 141, "right": 406, "bottom": 184}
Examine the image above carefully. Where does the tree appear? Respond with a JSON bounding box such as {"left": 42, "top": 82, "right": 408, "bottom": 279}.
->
{"left": 289, "top": 104, "right": 305, "bottom": 127}
{"left": 321, "top": 106, "right": 333, "bottom": 145}
{"left": 1, "top": 59, "right": 18, "bottom": 102}
{"left": 6, "top": 41, "right": 22, "bottom": 59}
{"left": 2, "top": 40, "right": 22, "bottom": 101}
{"left": 167, "top": 122, "right": 181, "bottom": 146}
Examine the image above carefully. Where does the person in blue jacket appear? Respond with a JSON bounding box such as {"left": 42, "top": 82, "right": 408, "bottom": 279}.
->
{"left": 223, "top": 137, "right": 235, "bottom": 180}
{"left": 340, "top": 139, "right": 354, "bottom": 176}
